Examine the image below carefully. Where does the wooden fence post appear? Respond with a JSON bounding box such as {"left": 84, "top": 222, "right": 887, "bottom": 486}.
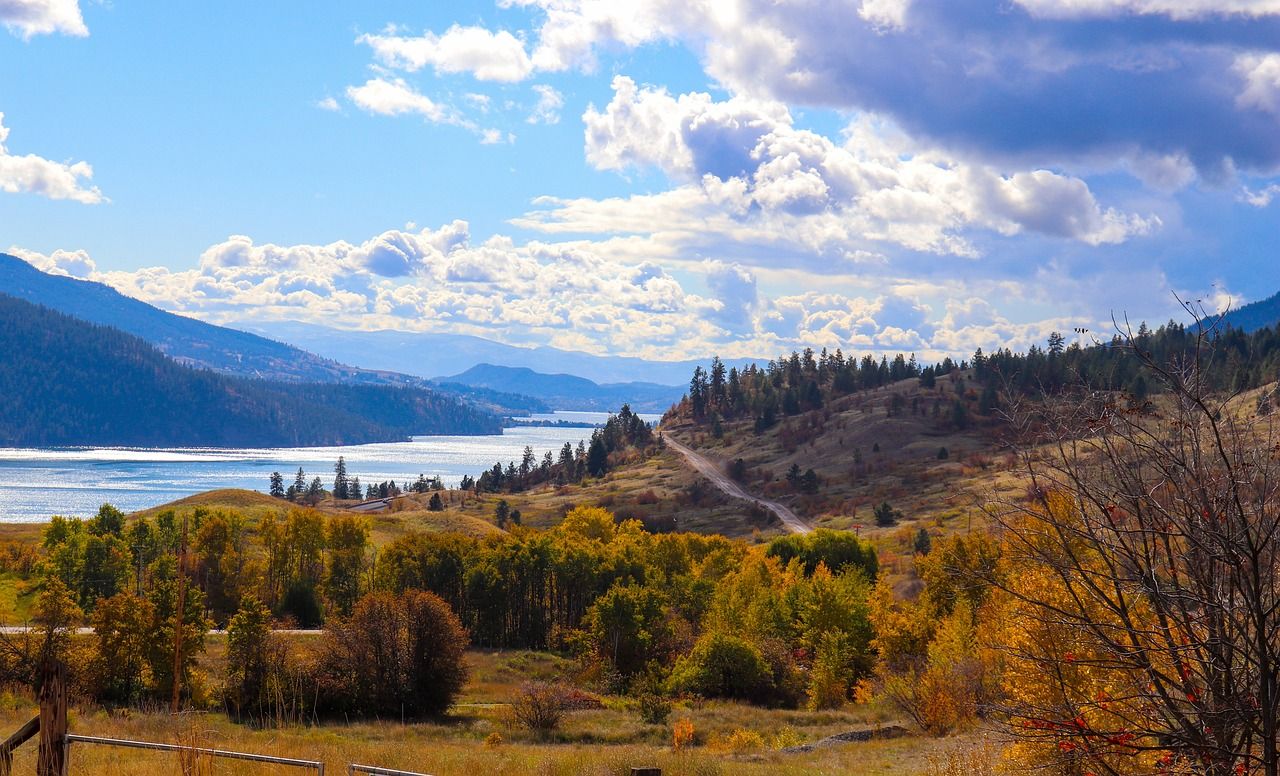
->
{"left": 37, "top": 658, "right": 68, "bottom": 776}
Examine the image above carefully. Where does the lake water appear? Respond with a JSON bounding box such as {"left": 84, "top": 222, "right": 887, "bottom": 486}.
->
{"left": 0, "top": 411, "right": 660, "bottom": 523}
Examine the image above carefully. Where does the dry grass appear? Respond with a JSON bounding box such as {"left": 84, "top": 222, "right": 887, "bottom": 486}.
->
{"left": 0, "top": 645, "right": 977, "bottom": 775}
{"left": 128, "top": 489, "right": 288, "bottom": 522}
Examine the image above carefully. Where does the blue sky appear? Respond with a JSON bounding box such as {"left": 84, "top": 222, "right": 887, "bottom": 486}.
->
{"left": 2, "top": 0, "right": 1279, "bottom": 361}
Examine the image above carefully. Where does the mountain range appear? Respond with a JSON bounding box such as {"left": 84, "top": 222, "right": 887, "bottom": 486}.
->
{"left": 439, "top": 364, "right": 683, "bottom": 413}
{"left": 246, "top": 319, "right": 757, "bottom": 386}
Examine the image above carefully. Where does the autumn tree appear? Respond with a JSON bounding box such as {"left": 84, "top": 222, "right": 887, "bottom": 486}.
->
{"left": 990, "top": 320, "right": 1280, "bottom": 776}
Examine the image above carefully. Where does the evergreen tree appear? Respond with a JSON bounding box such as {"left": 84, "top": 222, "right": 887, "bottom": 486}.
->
{"left": 269, "top": 471, "right": 285, "bottom": 499}
{"left": 333, "top": 456, "right": 349, "bottom": 500}
{"left": 586, "top": 435, "right": 609, "bottom": 478}
{"left": 874, "top": 501, "right": 899, "bottom": 527}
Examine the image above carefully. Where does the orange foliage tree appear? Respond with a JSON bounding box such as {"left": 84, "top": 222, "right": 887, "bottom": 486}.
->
{"left": 989, "top": 325, "right": 1280, "bottom": 776}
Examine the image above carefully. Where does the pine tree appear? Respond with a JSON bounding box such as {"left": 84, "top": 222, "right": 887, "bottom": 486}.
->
{"left": 269, "top": 471, "right": 285, "bottom": 499}
{"left": 586, "top": 435, "right": 609, "bottom": 478}
{"left": 333, "top": 456, "right": 349, "bottom": 500}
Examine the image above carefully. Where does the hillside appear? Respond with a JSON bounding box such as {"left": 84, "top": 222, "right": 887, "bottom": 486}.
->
{"left": 0, "top": 253, "right": 434, "bottom": 388}
{"left": 0, "top": 294, "right": 501, "bottom": 447}
{"left": 1220, "top": 289, "right": 1280, "bottom": 333}
{"left": 439, "top": 363, "right": 682, "bottom": 413}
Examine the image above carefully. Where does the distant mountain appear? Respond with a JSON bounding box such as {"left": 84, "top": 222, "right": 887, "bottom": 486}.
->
{"left": 247, "top": 320, "right": 760, "bottom": 386}
{"left": 0, "top": 294, "right": 501, "bottom": 447}
{"left": 1220, "top": 290, "right": 1280, "bottom": 333}
{"left": 0, "top": 253, "right": 418, "bottom": 386}
{"left": 439, "top": 363, "right": 683, "bottom": 413}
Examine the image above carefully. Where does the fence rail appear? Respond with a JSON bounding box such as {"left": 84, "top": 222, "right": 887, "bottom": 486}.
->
{"left": 348, "top": 765, "right": 432, "bottom": 776}
{"left": 65, "top": 734, "right": 325, "bottom": 774}
{"left": 0, "top": 716, "right": 39, "bottom": 776}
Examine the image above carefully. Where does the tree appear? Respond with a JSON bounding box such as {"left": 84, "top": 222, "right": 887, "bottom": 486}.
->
{"left": 333, "top": 456, "right": 349, "bottom": 500}
{"left": 269, "top": 471, "right": 285, "bottom": 499}
{"left": 989, "top": 326, "right": 1280, "bottom": 776}
{"left": 913, "top": 528, "right": 932, "bottom": 555}
{"left": 317, "top": 590, "right": 469, "bottom": 718}
{"left": 494, "top": 500, "right": 511, "bottom": 528}
{"left": 428, "top": 492, "right": 444, "bottom": 511}
{"left": 584, "top": 583, "right": 672, "bottom": 681}
{"left": 291, "top": 467, "right": 306, "bottom": 501}
{"left": 325, "top": 516, "right": 368, "bottom": 617}
{"left": 874, "top": 501, "right": 899, "bottom": 527}
{"left": 586, "top": 435, "right": 609, "bottom": 478}
{"left": 224, "top": 594, "right": 274, "bottom": 720}
{"left": 90, "top": 592, "right": 154, "bottom": 704}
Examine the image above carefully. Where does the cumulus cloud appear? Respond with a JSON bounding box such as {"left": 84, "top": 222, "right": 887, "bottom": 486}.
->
{"left": 557, "top": 78, "right": 1158, "bottom": 260}
{"left": 372, "top": 1, "right": 1280, "bottom": 178}
{"left": 7, "top": 245, "right": 96, "bottom": 277}
{"left": 0, "top": 112, "right": 105, "bottom": 204}
{"left": 0, "top": 0, "right": 86, "bottom": 39}
{"left": 358, "top": 24, "right": 534, "bottom": 82}
{"left": 1235, "top": 53, "right": 1280, "bottom": 114}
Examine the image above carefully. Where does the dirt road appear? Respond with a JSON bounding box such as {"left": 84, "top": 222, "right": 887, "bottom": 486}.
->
{"left": 664, "top": 436, "right": 812, "bottom": 534}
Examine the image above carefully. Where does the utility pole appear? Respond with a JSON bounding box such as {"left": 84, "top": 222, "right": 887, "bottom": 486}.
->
{"left": 170, "top": 513, "right": 188, "bottom": 714}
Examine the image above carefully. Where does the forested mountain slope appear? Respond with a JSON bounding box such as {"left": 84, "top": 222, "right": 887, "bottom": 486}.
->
{"left": 0, "top": 294, "right": 501, "bottom": 446}
{"left": 0, "top": 253, "right": 419, "bottom": 385}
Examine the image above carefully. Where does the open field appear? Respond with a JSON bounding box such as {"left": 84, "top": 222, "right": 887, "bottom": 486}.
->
{"left": 0, "top": 647, "right": 977, "bottom": 776}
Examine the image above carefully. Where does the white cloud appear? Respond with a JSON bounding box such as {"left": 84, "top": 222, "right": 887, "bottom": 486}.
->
{"left": 1235, "top": 53, "right": 1280, "bottom": 114}
{"left": 858, "top": 0, "right": 913, "bottom": 29}
{"left": 1240, "top": 182, "right": 1280, "bottom": 207}
{"left": 316, "top": 96, "right": 341, "bottom": 112}
{"left": 1013, "top": 0, "right": 1280, "bottom": 19}
{"left": 358, "top": 24, "right": 534, "bottom": 82}
{"left": 527, "top": 84, "right": 564, "bottom": 125}
{"left": 7, "top": 245, "right": 96, "bottom": 277}
{"left": 564, "top": 78, "right": 1158, "bottom": 260}
{"left": 0, "top": 112, "right": 104, "bottom": 204}
{"left": 346, "top": 77, "right": 450, "bottom": 122}
{"left": 0, "top": 0, "right": 86, "bottom": 39}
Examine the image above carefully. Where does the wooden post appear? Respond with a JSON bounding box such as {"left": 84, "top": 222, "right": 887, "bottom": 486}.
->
{"left": 36, "top": 659, "right": 67, "bottom": 776}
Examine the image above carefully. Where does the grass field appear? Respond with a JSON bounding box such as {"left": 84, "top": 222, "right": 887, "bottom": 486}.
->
{"left": 0, "top": 647, "right": 980, "bottom": 776}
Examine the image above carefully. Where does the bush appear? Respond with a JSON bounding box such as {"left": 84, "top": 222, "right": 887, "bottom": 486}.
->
{"left": 636, "top": 692, "right": 672, "bottom": 725}
{"left": 316, "top": 589, "right": 469, "bottom": 719}
{"left": 509, "top": 681, "right": 568, "bottom": 733}
{"left": 667, "top": 632, "right": 774, "bottom": 704}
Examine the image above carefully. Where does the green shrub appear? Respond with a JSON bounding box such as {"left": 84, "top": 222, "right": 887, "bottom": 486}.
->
{"left": 667, "top": 632, "right": 774, "bottom": 703}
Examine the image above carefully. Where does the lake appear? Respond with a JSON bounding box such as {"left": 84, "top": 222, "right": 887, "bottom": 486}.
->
{"left": 0, "top": 411, "right": 660, "bottom": 523}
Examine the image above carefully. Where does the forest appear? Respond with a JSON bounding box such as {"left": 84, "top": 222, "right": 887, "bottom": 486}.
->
{"left": 0, "top": 294, "right": 502, "bottom": 446}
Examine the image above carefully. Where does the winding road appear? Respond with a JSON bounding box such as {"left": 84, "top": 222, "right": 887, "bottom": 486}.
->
{"left": 663, "top": 436, "right": 813, "bottom": 534}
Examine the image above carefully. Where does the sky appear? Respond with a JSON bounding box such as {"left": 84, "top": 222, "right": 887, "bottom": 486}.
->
{"left": 2, "top": 0, "right": 1279, "bottom": 363}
